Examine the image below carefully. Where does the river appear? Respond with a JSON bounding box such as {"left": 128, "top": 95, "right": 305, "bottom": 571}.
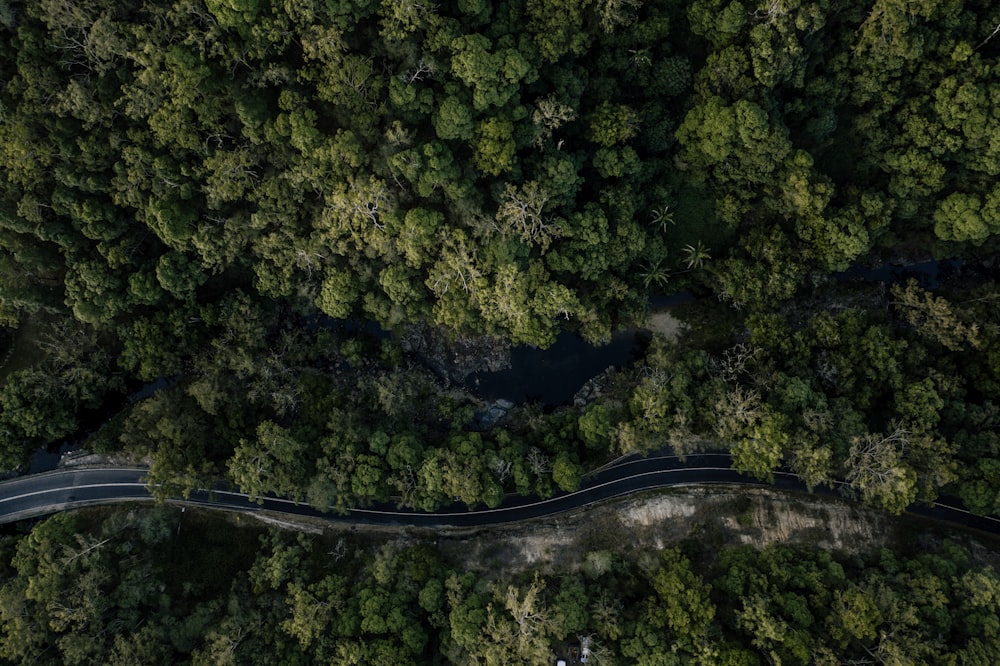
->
{"left": 21, "top": 259, "right": 965, "bottom": 473}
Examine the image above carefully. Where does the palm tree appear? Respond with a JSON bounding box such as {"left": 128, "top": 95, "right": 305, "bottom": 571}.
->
{"left": 649, "top": 205, "right": 674, "bottom": 233}
{"left": 638, "top": 258, "right": 670, "bottom": 289}
{"left": 681, "top": 242, "right": 711, "bottom": 270}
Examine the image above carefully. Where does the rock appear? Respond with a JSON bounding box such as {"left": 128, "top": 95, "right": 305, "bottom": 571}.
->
{"left": 471, "top": 398, "right": 514, "bottom": 430}
{"left": 572, "top": 368, "right": 613, "bottom": 407}
{"left": 400, "top": 323, "right": 511, "bottom": 383}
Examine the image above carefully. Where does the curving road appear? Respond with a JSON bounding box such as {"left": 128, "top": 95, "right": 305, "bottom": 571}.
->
{"left": 2, "top": 454, "right": 1000, "bottom": 536}
{"left": 0, "top": 467, "right": 153, "bottom": 525}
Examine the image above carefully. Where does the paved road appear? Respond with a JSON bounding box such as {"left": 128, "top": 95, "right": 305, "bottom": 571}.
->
{"left": 0, "top": 467, "right": 152, "bottom": 524}
{"left": 2, "top": 454, "right": 1000, "bottom": 536}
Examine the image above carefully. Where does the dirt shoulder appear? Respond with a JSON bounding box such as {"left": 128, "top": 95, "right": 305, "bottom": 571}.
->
{"left": 431, "top": 486, "right": 1000, "bottom": 577}
{"left": 228, "top": 485, "right": 1000, "bottom": 577}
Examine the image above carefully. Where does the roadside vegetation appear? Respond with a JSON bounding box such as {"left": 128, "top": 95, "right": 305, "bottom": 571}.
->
{"left": 0, "top": 0, "right": 997, "bottom": 517}
{"left": 2, "top": 0, "right": 1000, "bottom": 660}
{"left": 2, "top": 505, "right": 1000, "bottom": 664}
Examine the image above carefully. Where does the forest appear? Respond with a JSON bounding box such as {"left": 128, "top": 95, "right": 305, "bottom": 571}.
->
{"left": 2, "top": 506, "right": 1000, "bottom": 665}
{"left": 2, "top": 0, "right": 1000, "bottom": 659}
{"left": 0, "top": 0, "right": 998, "bottom": 515}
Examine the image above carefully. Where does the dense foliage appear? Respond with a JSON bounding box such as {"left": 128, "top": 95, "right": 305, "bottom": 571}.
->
{"left": 1, "top": 0, "right": 1000, "bottom": 516}
{"left": 614, "top": 276, "right": 1000, "bottom": 515}
{"left": 4, "top": 2, "right": 1000, "bottom": 662}
{"left": 2, "top": 507, "right": 999, "bottom": 665}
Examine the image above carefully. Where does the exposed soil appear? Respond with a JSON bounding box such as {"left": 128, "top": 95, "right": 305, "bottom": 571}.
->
{"left": 63, "top": 485, "right": 1000, "bottom": 581}
{"left": 644, "top": 309, "right": 687, "bottom": 342}
{"left": 223, "top": 486, "right": 1000, "bottom": 578}
{"left": 59, "top": 451, "right": 150, "bottom": 469}
{"left": 429, "top": 487, "right": 1000, "bottom": 578}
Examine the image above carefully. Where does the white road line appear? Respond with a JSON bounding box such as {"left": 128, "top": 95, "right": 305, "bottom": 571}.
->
{"left": 0, "top": 468, "right": 147, "bottom": 482}
{"left": 5, "top": 465, "right": 1000, "bottom": 531}
{"left": 919, "top": 501, "right": 1000, "bottom": 525}
{"left": 204, "top": 467, "right": 746, "bottom": 517}
{"left": 0, "top": 482, "right": 148, "bottom": 505}
{"left": 341, "top": 467, "right": 747, "bottom": 518}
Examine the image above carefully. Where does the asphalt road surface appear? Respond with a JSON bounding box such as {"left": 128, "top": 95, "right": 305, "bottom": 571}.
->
{"left": 2, "top": 454, "right": 1000, "bottom": 536}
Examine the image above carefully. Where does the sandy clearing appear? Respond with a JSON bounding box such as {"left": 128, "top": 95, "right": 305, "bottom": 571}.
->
{"left": 645, "top": 310, "right": 687, "bottom": 342}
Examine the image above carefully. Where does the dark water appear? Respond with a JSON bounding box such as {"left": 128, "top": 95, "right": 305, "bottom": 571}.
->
{"left": 127, "top": 376, "right": 178, "bottom": 403}
{"left": 25, "top": 376, "right": 177, "bottom": 474}
{"left": 462, "top": 329, "right": 650, "bottom": 406}
{"left": 834, "top": 259, "right": 962, "bottom": 289}
{"left": 462, "top": 291, "right": 698, "bottom": 406}
{"left": 649, "top": 291, "right": 699, "bottom": 309}
{"left": 458, "top": 259, "right": 968, "bottom": 407}
{"left": 14, "top": 260, "right": 964, "bottom": 474}
{"left": 27, "top": 441, "right": 80, "bottom": 474}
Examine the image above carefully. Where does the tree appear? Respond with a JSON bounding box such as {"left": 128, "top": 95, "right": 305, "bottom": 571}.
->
{"left": 495, "top": 182, "right": 559, "bottom": 251}
{"left": 202, "top": 147, "right": 260, "bottom": 209}
{"left": 433, "top": 95, "right": 475, "bottom": 141}
{"left": 891, "top": 279, "right": 981, "bottom": 351}
{"left": 788, "top": 438, "right": 834, "bottom": 492}
{"left": 526, "top": 0, "right": 594, "bottom": 62}
{"left": 736, "top": 594, "right": 812, "bottom": 663}
{"left": 588, "top": 102, "right": 638, "bottom": 147}
{"left": 933, "top": 192, "right": 997, "bottom": 244}
{"left": 63, "top": 258, "right": 129, "bottom": 325}
{"left": 676, "top": 96, "right": 792, "bottom": 189}
{"left": 597, "top": 0, "right": 642, "bottom": 32}
{"left": 592, "top": 147, "right": 641, "bottom": 179}
{"left": 648, "top": 549, "right": 716, "bottom": 652}
{"left": 0, "top": 317, "right": 119, "bottom": 467}
{"left": 0, "top": 514, "right": 78, "bottom": 661}
{"left": 578, "top": 403, "right": 614, "bottom": 449}
{"left": 712, "top": 385, "right": 763, "bottom": 441}
{"left": 730, "top": 411, "right": 788, "bottom": 483}
{"left": 827, "top": 585, "right": 883, "bottom": 647}
{"left": 531, "top": 95, "right": 576, "bottom": 147}
{"left": 551, "top": 451, "right": 582, "bottom": 491}
{"left": 482, "top": 575, "right": 555, "bottom": 664}
{"left": 474, "top": 117, "right": 517, "bottom": 176}
{"left": 844, "top": 428, "right": 918, "bottom": 514}
{"left": 379, "top": 0, "right": 438, "bottom": 42}
{"left": 854, "top": 0, "right": 942, "bottom": 65}
{"left": 156, "top": 251, "right": 207, "bottom": 298}
{"left": 316, "top": 267, "right": 361, "bottom": 319}
{"left": 426, "top": 228, "right": 483, "bottom": 330}
{"left": 688, "top": 0, "right": 748, "bottom": 47}
{"left": 228, "top": 421, "right": 312, "bottom": 503}
{"left": 412, "top": 449, "right": 459, "bottom": 509}
{"left": 118, "top": 306, "right": 200, "bottom": 380}
{"left": 681, "top": 242, "right": 711, "bottom": 270}
{"left": 449, "top": 34, "right": 538, "bottom": 111}
{"left": 0, "top": 510, "right": 137, "bottom": 662}
{"left": 637, "top": 258, "right": 670, "bottom": 290}
{"left": 281, "top": 576, "right": 346, "bottom": 649}
{"left": 205, "top": 0, "right": 263, "bottom": 30}
{"left": 479, "top": 261, "right": 578, "bottom": 347}
{"left": 119, "top": 390, "right": 219, "bottom": 500}
{"left": 397, "top": 207, "right": 442, "bottom": 269}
